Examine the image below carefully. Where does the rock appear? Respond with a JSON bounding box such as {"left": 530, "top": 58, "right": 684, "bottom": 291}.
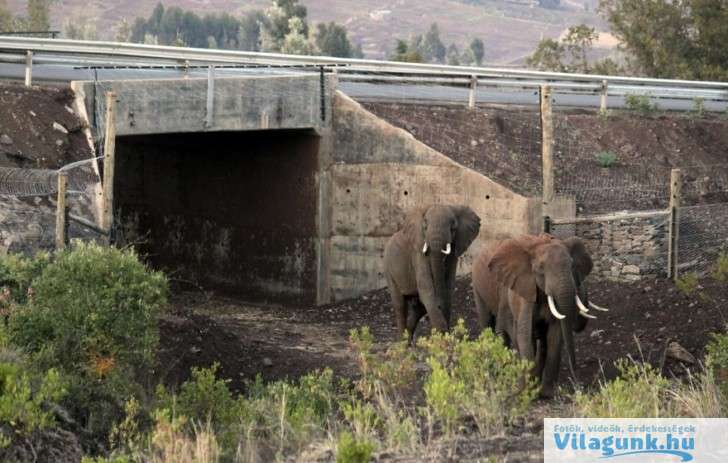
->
{"left": 29, "top": 110, "right": 36, "bottom": 117}
{"left": 666, "top": 341, "right": 696, "bottom": 364}
{"left": 56, "top": 139, "right": 63, "bottom": 147}
{"left": 189, "top": 346, "right": 201, "bottom": 354}
{"left": 470, "top": 139, "right": 478, "bottom": 147}
{"left": 0, "top": 134, "right": 11, "bottom": 145}
{"left": 590, "top": 329, "right": 604, "bottom": 338}
{"left": 623, "top": 264, "right": 640, "bottom": 274}
{"left": 263, "top": 357, "right": 273, "bottom": 367}
{"left": 52, "top": 122, "right": 69, "bottom": 134}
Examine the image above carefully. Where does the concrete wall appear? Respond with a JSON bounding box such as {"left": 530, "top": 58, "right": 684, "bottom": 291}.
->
{"left": 115, "top": 130, "right": 321, "bottom": 306}
{"left": 321, "top": 92, "right": 541, "bottom": 301}
{"left": 75, "top": 74, "right": 332, "bottom": 136}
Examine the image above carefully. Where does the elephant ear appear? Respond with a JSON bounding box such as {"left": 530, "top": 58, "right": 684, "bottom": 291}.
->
{"left": 401, "top": 207, "right": 428, "bottom": 249}
{"left": 452, "top": 206, "right": 481, "bottom": 256}
{"left": 563, "top": 237, "right": 593, "bottom": 279}
{"left": 488, "top": 239, "right": 537, "bottom": 302}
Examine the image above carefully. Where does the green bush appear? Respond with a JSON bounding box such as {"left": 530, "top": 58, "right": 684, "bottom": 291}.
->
{"left": 0, "top": 360, "right": 66, "bottom": 439}
{"left": 705, "top": 332, "right": 728, "bottom": 406}
{"left": 596, "top": 150, "right": 618, "bottom": 168}
{"left": 691, "top": 97, "right": 705, "bottom": 118}
{"left": 574, "top": 359, "right": 670, "bottom": 417}
{"left": 675, "top": 272, "right": 699, "bottom": 297}
{"left": 5, "top": 242, "right": 168, "bottom": 446}
{"left": 418, "top": 321, "right": 537, "bottom": 436}
{"left": 625, "top": 94, "right": 659, "bottom": 115}
{"left": 336, "top": 431, "right": 375, "bottom": 463}
{"left": 712, "top": 253, "right": 728, "bottom": 282}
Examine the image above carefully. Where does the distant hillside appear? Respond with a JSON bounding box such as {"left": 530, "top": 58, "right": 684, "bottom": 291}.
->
{"left": 7, "top": 0, "right": 609, "bottom": 63}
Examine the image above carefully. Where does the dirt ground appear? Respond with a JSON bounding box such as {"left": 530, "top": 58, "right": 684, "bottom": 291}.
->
{"left": 362, "top": 103, "right": 728, "bottom": 211}
{"left": 155, "top": 275, "right": 727, "bottom": 460}
{"left": 0, "top": 83, "right": 92, "bottom": 169}
{"left": 157, "top": 274, "right": 727, "bottom": 394}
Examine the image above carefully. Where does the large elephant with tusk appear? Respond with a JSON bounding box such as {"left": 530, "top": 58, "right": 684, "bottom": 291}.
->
{"left": 384, "top": 204, "right": 481, "bottom": 343}
{"left": 471, "top": 234, "right": 608, "bottom": 398}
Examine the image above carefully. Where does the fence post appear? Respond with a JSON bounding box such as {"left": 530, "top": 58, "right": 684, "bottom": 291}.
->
{"left": 55, "top": 171, "right": 68, "bottom": 250}
{"left": 600, "top": 79, "right": 608, "bottom": 114}
{"left": 205, "top": 65, "right": 215, "bottom": 128}
{"left": 24, "top": 51, "right": 33, "bottom": 87}
{"left": 667, "top": 168, "right": 682, "bottom": 280}
{"left": 101, "top": 92, "right": 117, "bottom": 241}
{"left": 543, "top": 215, "right": 552, "bottom": 234}
{"left": 540, "top": 85, "right": 554, "bottom": 206}
{"left": 468, "top": 75, "right": 477, "bottom": 109}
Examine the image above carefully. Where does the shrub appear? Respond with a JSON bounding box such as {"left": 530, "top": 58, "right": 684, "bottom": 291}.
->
{"left": 573, "top": 359, "right": 670, "bottom": 417}
{"left": 705, "top": 332, "right": 728, "bottom": 406}
{"left": 712, "top": 253, "right": 728, "bottom": 282}
{"left": 418, "top": 321, "right": 537, "bottom": 436}
{"left": 625, "top": 94, "right": 658, "bottom": 115}
{"left": 596, "top": 150, "right": 617, "bottom": 168}
{"left": 0, "top": 361, "right": 66, "bottom": 437}
{"left": 336, "top": 431, "right": 375, "bottom": 463}
{"left": 675, "top": 272, "right": 699, "bottom": 297}
{"left": 691, "top": 97, "right": 705, "bottom": 118}
{"left": 349, "top": 327, "right": 417, "bottom": 402}
{"left": 669, "top": 369, "right": 724, "bottom": 418}
{"left": 5, "top": 242, "right": 168, "bottom": 445}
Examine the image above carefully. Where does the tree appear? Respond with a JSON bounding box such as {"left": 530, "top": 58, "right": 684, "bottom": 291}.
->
{"left": 390, "top": 39, "right": 423, "bottom": 63}
{"left": 421, "top": 23, "right": 446, "bottom": 63}
{"left": 447, "top": 44, "right": 461, "bottom": 65}
{"left": 562, "top": 24, "right": 598, "bottom": 72}
{"left": 280, "top": 16, "right": 312, "bottom": 55}
{"left": 599, "top": 0, "right": 728, "bottom": 79}
{"left": 526, "top": 38, "right": 565, "bottom": 71}
{"left": 27, "top": 0, "right": 53, "bottom": 31}
{"left": 262, "top": 0, "right": 307, "bottom": 52}
{"left": 469, "top": 38, "right": 484, "bottom": 66}
{"left": 115, "top": 18, "right": 132, "bottom": 43}
{"left": 63, "top": 15, "right": 97, "bottom": 40}
{"left": 352, "top": 42, "right": 365, "bottom": 59}
{"left": 315, "top": 22, "right": 353, "bottom": 57}
{"left": 0, "top": 0, "right": 13, "bottom": 32}
{"left": 239, "top": 11, "right": 265, "bottom": 51}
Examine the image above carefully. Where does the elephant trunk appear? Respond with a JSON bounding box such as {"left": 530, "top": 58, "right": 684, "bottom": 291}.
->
{"left": 427, "top": 244, "right": 450, "bottom": 332}
{"left": 552, "top": 278, "right": 579, "bottom": 385}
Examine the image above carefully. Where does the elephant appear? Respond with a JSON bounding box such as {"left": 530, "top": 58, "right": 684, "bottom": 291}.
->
{"left": 471, "top": 234, "right": 609, "bottom": 398}
{"left": 384, "top": 204, "right": 481, "bottom": 343}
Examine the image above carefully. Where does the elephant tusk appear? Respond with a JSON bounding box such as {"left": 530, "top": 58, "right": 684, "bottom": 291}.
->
{"left": 575, "top": 294, "right": 589, "bottom": 313}
{"left": 442, "top": 243, "right": 452, "bottom": 255}
{"left": 579, "top": 311, "right": 597, "bottom": 319}
{"left": 589, "top": 301, "right": 609, "bottom": 312}
{"left": 422, "top": 242, "right": 428, "bottom": 254}
{"left": 547, "top": 295, "right": 566, "bottom": 320}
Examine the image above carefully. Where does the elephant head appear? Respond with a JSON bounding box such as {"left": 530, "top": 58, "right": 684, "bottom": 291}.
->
{"left": 403, "top": 204, "right": 480, "bottom": 331}
{"left": 487, "top": 234, "right": 607, "bottom": 384}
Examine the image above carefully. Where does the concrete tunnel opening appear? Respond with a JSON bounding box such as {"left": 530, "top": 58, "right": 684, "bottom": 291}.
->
{"left": 114, "top": 129, "right": 320, "bottom": 306}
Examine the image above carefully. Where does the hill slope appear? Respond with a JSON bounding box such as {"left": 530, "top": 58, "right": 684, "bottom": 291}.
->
{"left": 7, "top": 0, "right": 605, "bottom": 62}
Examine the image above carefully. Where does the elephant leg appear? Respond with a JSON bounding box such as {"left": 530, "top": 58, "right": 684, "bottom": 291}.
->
{"left": 405, "top": 298, "right": 427, "bottom": 345}
{"left": 387, "top": 275, "right": 407, "bottom": 338}
{"left": 515, "top": 301, "right": 536, "bottom": 362}
{"left": 534, "top": 335, "right": 547, "bottom": 381}
{"left": 473, "top": 290, "right": 493, "bottom": 332}
{"left": 540, "top": 322, "right": 563, "bottom": 399}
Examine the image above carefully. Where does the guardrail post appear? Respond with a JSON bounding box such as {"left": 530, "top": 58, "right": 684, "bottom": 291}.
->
{"left": 183, "top": 60, "right": 190, "bottom": 79}
{"left": 205, "top": 65, "right": 215, "bottom": 128}
{"left": 468, "top": 75, "right": 477, "bottom": 109}
{"left": 101, "top": 92, "right": 117, "bottom": 242}
{"left": 667, "top": 168, "right": 682, "bottom": 280}
{"left": 540, "top": 85, "right": 554, "bottom": 206}
{"left": 55, "top": 171, "right": 68, "bottom": 250}
{"left": 600, "top": 79, "right": 608, "bottom": 114}
{"left": 24, "top": 51, "right": 33, "bottom": 87}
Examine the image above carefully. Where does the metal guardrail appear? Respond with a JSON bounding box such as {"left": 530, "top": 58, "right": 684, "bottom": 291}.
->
{"left": 1, "top": 36, "right": 727, "bottom": 105}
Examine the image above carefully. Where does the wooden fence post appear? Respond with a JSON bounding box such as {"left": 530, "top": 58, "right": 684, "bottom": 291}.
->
{"left": 101, "top": 92, "right": 117, "bottom": 241}
{"left": 667, "top": 168, "right": 682, "bottom": 280}
{"left": 25, "top": 51, "right": 33, "bottom": 87}
{"left": 540, "top": 85, "right": 554, "bottom": 207}
{"left": 55, "top": 171, "right": 68, "bottom": 250}
{"left": 600, "top": 79, "right": 608, "bottom": 114}
{"left": 468, "top": 75, "right": 477, "bottom": 109}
